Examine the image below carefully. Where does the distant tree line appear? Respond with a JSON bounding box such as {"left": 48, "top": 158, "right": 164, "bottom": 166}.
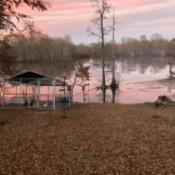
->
{"left": 117, "top": 34, "right": 174, "bottom": 58}
{"left": 80, "top": 34, "right": 175, "bottom": 60}
{"left": 1, "top": 27, "right": 76, "bottom": 62}
{"left": 1, "top": 32, "right": 175, "bottom": 63}
{"left": 92, "top": 33, "right": 175, "bottom": 59}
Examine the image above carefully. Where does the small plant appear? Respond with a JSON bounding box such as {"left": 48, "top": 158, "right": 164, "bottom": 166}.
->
{"left": 76, "top": 61, "right": 90, "bottom": 104}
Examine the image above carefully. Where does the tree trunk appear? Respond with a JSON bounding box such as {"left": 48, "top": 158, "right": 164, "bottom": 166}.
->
{"left": 102, "top": 53, "right": 106, "bottom": 103}
{"left": 110, "top": 8, "right": 118, "bottom": 102}
{"left": 111, "top": 87, "right": 116, "bottom": 103}
{"left": 101, "top": 13, "right": 106, "bottom": 104}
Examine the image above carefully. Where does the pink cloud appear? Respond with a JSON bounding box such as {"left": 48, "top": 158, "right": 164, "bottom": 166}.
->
{"left": 52, "top": 2, "right": 91, "bottom": 11}
{"left": 115, "top": 0, "right": 166, "bottom": 7}
{"left": 14, "top": 0, "right": 175, "bottom": 43}
{"left": 17, "top": 1, "right": 92, "bottom": 15}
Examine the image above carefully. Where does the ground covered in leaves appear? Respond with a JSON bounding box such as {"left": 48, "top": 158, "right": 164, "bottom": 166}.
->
{"left": 0, "top": 104, "right": 175, "bottom": 175}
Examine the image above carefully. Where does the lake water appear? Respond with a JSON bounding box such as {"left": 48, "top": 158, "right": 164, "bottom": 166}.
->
{"left": 73, "top": 59, "right": 175, "bottom": 103}
{"left": 1, "top": 57, "right": 175, "bottom": 104}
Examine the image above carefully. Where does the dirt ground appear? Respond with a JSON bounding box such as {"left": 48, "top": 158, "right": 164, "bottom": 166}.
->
{"left": 0, "top": 104, "right": 175, "bottom": 175}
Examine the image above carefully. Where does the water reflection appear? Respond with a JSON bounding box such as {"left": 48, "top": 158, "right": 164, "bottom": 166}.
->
{"left": 1, "top": 56, "right": 175, "bottom": 103}
{"left": 9, "top": 61, "right": 75, "bottom": 78}
{"left": 110, "top": 87, "right": 120, "bottom": 103}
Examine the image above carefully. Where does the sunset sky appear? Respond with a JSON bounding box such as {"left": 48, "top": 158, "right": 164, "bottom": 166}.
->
{"left": 21, "top": 0, "right": 175, "bottom": 44}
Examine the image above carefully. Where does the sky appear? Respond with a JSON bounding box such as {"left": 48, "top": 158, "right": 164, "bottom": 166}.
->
{"left": 19, "top": 0, "right": 175, "bottom": 44}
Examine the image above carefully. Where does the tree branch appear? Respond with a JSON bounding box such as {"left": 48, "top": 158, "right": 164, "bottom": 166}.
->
{"left": 88, "top": 32, "right": 102, "bottom": 38}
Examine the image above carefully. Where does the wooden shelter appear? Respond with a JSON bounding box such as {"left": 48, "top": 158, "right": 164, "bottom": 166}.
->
{"left": 1, "top": 70, "right": 67, "bottom": 110}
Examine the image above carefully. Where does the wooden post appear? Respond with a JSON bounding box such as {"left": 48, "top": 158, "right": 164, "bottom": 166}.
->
{"left": 37, "top": 79, "right": 40, "bottom": 106}
{"left": 53, "top": 79, "right": 56, "bottom": 110}
{"left": 20, "top": 78, "right": 22, "bottom": 106}
{"left": 47, "top": 86, "right": 50, "bottom": 103}
{"left": 2, "top": 79, "right": 5, "bottom": 107}
{"left": 27, "top": 85, "right": 30, "bottom": 108}
{"left": 88, "top": 83, "right": 89, "bottom": 103}
{"left": 16, "top": 84, "right": 17, "bottom": 97}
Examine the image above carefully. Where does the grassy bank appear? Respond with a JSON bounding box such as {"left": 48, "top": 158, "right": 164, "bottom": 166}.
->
{"left": 0, "top": 104, "right": 175, "bottom": 175}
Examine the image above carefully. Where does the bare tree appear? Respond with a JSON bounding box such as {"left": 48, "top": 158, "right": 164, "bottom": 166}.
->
{"left": 10, "top": 32, "right": 75, "bottom": 62}
{"left": 89, "top": 0, "right": 111, "bottom": 103}
{"left": 110, "top": 7, "right": 118, "bottom": 92}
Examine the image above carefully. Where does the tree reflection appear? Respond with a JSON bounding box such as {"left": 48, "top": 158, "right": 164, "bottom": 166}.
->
{"left": 111, "top": 86, "right": 119, "bottom": 103}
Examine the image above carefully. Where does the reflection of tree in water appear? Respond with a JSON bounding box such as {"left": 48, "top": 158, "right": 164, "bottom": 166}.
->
{"left": 1, "top": 56, "right": 171, "bottom": 78}
{"left": 1, "top": 56, "right": 174, "bottom": 104}
{"left": 5, "top": 56, "right": 172, "bottom": 79}
{"left": 95, "top": 87, "right": 120, "bottom": 103}
{"left": 120, "top": 59, "right": 138, "bottom": 73}
{"left": 96, "top": 91, "right": 110, "bottom": 103}
{"left": 91, "top": 56, "right": 173, "bottom": 103}
{"left": 119, "top": 56, "right": 171, "bottom": 74}
{"left": 111, "top": 87, "right": 119, "bottom": 103}
{"left": 8, "top": 61, "right": 75, "bottom": 78}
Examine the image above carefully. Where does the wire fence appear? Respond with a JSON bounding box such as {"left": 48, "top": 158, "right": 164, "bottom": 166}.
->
{"left": 1, "top": 79, "right": 71, "bottom": 109}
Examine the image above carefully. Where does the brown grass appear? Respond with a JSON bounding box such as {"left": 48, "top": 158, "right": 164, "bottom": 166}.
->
{"left": 0, "top": 104, "right": 175, "bottom": 175}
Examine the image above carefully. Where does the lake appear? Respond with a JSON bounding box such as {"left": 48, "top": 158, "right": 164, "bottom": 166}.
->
{"left": 1, "top": 56, "right": 175, "bottom": 104}
{"left": 73, "top": 58, "right": 175, "bottom": 103}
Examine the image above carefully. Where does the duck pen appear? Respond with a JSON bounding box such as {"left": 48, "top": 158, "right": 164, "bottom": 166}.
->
{"left": 1, "top": 70, "right": 71, "bottom": 110}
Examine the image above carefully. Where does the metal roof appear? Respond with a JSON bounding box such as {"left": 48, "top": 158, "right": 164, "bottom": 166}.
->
{"left": 7, "top": 70, "right": 65, "bottom": 86}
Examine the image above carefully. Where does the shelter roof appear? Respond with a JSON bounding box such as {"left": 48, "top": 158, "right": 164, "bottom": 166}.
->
{"left": 7, "top": 70, "right": 65, "bottom": 86}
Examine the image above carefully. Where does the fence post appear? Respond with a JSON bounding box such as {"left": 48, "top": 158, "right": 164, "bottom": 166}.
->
{"left": 2, "top": 79, "right": 5, "bottom": 107}
{"left": 37, "top": 79, "right": 41, "bottom": 106}
{"left": 53, "top": 79, "right": 56, "bottom": 110}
